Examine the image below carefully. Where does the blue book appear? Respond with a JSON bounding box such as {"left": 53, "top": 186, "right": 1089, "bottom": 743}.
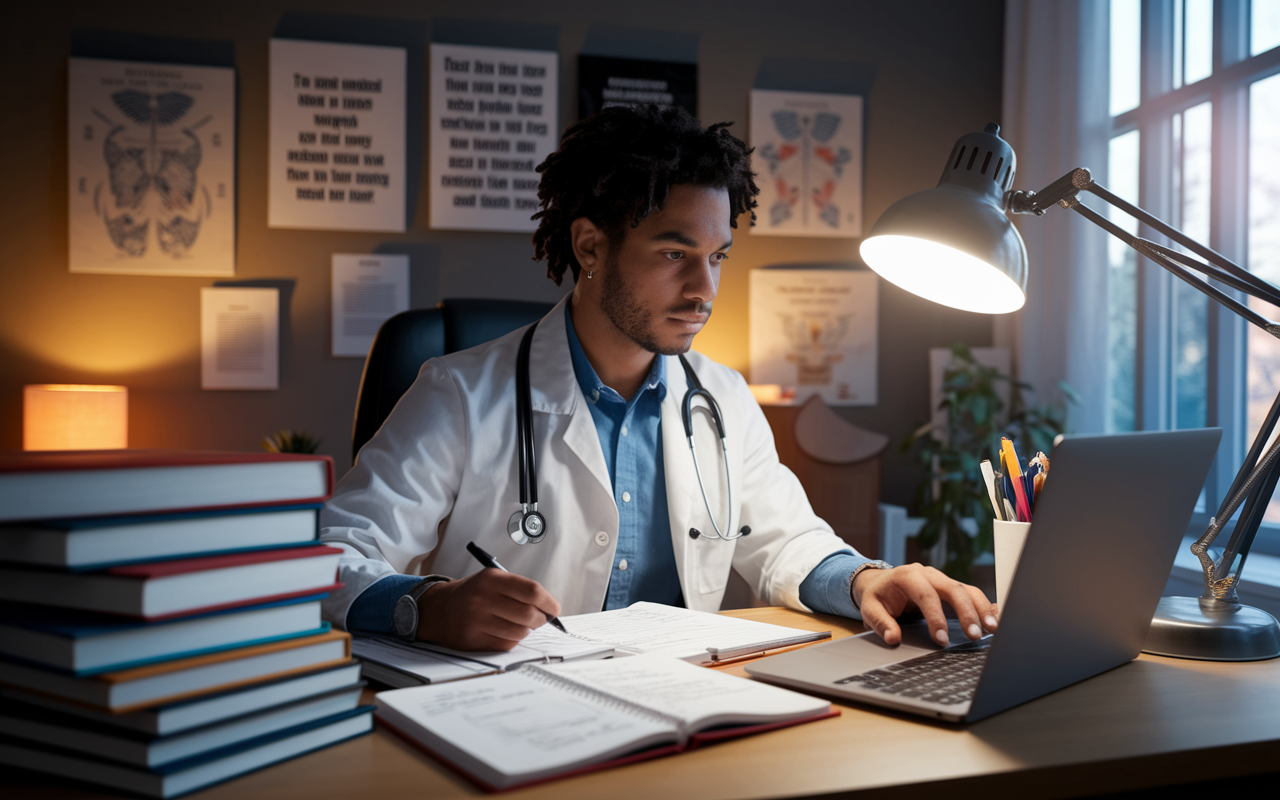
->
{"left": 0, "top": 594, "right": 330, "bottom": 675}
{"left": 0, "top": 503, "right": 322, "bottom": 571}
{"left": 0, "top": 705, "right": 374, "bottom": 799}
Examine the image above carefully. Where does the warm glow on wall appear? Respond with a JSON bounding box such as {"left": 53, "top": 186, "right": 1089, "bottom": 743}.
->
{"left": 24, "top": 385, "right": 128, "bottom": 451}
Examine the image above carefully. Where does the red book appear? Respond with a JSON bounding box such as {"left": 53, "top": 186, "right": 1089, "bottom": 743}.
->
{"left": 0, "top": 545, "right": 343, "bottom": 619}
{"left": 0, "top": 450, "right": 333, "bottom": 523}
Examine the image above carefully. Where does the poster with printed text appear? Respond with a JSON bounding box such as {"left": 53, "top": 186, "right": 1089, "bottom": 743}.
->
{"left": 429, "top": 43, "right": 558, "bottom": 232}
{"left": 749, "top": 89, "right": 863, "bottom": 238}
{"left": 68, "top": 58, "right": 235, "bottom": 276}
{"left": 268, "top": 39, "right": 407, "bottom": 232}
{"left": 749, "top": 268, "right": 878, "bottom": 407}
{"left": 331, "top": 253, "right": 409, "bottom": 357}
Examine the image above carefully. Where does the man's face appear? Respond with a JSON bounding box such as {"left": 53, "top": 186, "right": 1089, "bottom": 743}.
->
{"left": 599, "top": 184, "right": 733, "bottom": 356}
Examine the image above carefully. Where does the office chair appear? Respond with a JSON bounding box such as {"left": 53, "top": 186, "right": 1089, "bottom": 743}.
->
{"left": 351, "top": 298, "right": 556, "bottom": 462}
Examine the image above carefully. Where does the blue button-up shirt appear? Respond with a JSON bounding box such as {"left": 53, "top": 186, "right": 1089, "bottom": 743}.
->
{"left": 344, "top": 309, "right": 870, "bottom": 632}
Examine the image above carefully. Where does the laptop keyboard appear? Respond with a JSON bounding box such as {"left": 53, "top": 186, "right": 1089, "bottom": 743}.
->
{"left": 833, "top": 645, "right": 990, "bottom": 706}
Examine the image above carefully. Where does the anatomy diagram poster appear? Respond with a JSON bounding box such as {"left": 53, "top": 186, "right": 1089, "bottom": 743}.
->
{"left": 749, "top": 268, "right": 877, "bottom": 406}
{"left": 429, "top": 43, "right": 558, "bottom": 232}
{"left": 749, "top": 89, "right": 863, "bottom": 238}
{"left": 268, "top": 39, "right": 407, "bottom": 232}
{"left": 68, "top": 58, "right": 235, "bottom": 276}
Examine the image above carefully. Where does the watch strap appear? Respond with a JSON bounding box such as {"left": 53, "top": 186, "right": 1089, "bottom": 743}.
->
{"left": 406, "top": 574, "right": 452, "bottom": 601}
{"left": 849, "top": 560, "right": 894, "bottom": 611}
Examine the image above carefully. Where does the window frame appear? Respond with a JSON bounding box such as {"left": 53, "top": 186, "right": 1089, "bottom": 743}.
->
{"left": 1108, "top": 0, "right": 1280, "bottom": 554}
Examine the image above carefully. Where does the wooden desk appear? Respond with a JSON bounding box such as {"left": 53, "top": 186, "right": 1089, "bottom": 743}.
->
{"left": 6, "top": 608, "right": 1280, "bottom": 799}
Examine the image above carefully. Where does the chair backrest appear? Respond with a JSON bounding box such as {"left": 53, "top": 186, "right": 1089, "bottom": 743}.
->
{"left": 351, "top": 298, "right": 556, "bottom": 462}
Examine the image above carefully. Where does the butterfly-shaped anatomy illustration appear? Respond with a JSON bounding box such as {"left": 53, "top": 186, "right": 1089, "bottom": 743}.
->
{"left": 759, "top": 110, "right": 852, "bottom": 229}
{"left": 93, "top": 90, "right": 212, "bottom": 257}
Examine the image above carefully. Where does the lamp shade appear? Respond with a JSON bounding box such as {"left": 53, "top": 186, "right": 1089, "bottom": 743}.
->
{"left": 860, "top": 124, "right": 1028, "bottom": 314}
{"left": 24, "top": 384, "right": 128, "bottom": 451}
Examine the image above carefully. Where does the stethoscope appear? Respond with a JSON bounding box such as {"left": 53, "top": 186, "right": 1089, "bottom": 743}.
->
{"left": 508, "top": 320, "right": 751, "bottom": 545}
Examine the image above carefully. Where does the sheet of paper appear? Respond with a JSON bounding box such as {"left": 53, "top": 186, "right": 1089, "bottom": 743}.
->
{"left": 750, "top": 89, "right": 863, "bottom": 238}
{"left": 200, "top": 287, "right": 279, "bottom": 390}
{"left": 534, "top": 654, "right": 830, "bottom": 731}
{"left": 68, "top": 57, "right": 236, "bottom": 276}
{"left": 268, "top": 39, "right": 407, "bottom": 231}
{"left": 558, "top": 602, "right": 828, "bottom": 663}
{"left": 413, "top": 623, "right": 613, "bottom": 671}
{"left": 749, "top": 267, "right": 878, "bottom": 407}
{"left": 428, "top": 43, "right": 558, "bottom": 232}
{"left": 353, "top": 637, "right": 494, "bottom": 684}
{"left": 331, "top": 253, "right": 409, "bottom": 357}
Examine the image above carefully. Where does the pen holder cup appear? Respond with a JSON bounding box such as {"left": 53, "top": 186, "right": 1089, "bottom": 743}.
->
{"left": 993, "top": 520, "right": 1032, "bottom": 608}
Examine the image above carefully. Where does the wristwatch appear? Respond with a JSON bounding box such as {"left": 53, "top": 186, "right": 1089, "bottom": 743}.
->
{"left": 392, "top": 575, "right": 452, "bottom": 640}
{"left": 849, "top": 560, "right": 894, "bottom": 610}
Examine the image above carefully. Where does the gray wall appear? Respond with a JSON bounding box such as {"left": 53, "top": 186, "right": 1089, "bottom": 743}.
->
{"left": 0, "top": 0, "right": 1004, "bottom": 508}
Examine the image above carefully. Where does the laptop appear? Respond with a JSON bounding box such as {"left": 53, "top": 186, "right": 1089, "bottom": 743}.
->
{"left": 746, "top": 429, "right": 1222, "bottom": 723}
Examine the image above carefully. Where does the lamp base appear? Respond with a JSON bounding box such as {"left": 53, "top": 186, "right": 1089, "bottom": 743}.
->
{"left": 1142, "top": 596, "right": 1280, "bottom": 661}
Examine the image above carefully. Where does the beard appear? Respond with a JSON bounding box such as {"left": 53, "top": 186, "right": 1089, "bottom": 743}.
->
{"left": 600, "top": 253, "right": 712, "bottom": 356}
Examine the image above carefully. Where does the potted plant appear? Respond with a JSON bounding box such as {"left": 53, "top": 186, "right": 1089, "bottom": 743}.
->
{"left": 902, "top": 343, "right": 1074, "bottom": 580}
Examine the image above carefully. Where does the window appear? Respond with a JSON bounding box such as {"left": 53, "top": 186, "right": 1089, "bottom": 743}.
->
{"left": 1105, "top": 0, "right": 1280, "bottom": 552}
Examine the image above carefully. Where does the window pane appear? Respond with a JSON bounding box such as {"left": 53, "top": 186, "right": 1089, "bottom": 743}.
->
{"left": 1174, "top": 102, "right": 1211, "bottom": 430}
{"left": 1111, "top": 0, "right": 1141, "bottom": 115}
{"left": 1108, "top": 130, "right": 1140, "bottom": 432}
{"left": 1248, "top": 74, "right": 1280, "bottom": 521}
{"left": 1184, "top": 0, "right": 1214, "bottom": 84}
{"left": 1253, "top": 0, "right": 1280, "bottom": 56}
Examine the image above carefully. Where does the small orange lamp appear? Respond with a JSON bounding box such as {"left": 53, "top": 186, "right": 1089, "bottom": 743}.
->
{"left": 23, "top": 384, "right": 128, "bottom": 451}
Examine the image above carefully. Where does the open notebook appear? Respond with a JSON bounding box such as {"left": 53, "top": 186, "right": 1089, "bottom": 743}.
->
{"left": 558, "top": 602, "right": 831, "bottom": 663}
{"left": 375, "top": 654, "right": 836, "bottom": 791}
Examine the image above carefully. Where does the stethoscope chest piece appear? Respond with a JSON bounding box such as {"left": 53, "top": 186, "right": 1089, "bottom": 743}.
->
{"left": 508, "top": 507, "right": 546, "bottom": 546}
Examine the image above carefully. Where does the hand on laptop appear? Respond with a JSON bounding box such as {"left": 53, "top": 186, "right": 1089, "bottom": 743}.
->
{"left": 853, "top": 563, "right": 998, "bottom": 647}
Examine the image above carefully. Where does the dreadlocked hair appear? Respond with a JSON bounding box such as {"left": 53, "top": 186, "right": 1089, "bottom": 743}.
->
{"left": 531, "top": 105, "right": 759, "bottom": 286}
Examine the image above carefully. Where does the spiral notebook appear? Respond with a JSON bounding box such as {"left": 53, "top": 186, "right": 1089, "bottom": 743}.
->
{"left": 375, "top": 653, "right": 836, "bottom": 791}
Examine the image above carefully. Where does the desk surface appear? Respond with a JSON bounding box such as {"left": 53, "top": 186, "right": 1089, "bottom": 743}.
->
{"left": 5, "top": 607, "right": 1280, "bottom": 799}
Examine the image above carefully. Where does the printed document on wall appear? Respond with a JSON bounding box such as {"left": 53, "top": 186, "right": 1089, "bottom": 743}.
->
{"left": 749, "top": 89, "right": 863, "bottom": 238}
{"left": 331, "top": 253, "right": 409, "bottom": 357}
{"left": 201, "top": 287, "right": 279, "bottom": 390}
{"left": 268, "top": 39, "right": 407, "bottom": 231}
{"left": 68, "top": 57, "right": 236, "bottom": 276}
{"left": 749, "top": 268, "right": 877, "bottom": 407}
{"left": 429, "top": 43, "right": 558, "bottom": 232}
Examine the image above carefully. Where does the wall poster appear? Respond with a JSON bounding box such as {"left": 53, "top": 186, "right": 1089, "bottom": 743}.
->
{"left": 749, "top": 268, "right": 878, "bottom": 407}
{"left": 749, "top": 89, "right": 863, "bottom": 238}
{"left": 429, "top": 42, "right": 558, "bottom": 232}
{"left": 577, "top": 55, "right": 696, "bottom": 119}
{"left": 68, "top": 57, "right": 236, "bottom": 276}
{"left": 268, "top": 39, "right": 407, "bottom": 232}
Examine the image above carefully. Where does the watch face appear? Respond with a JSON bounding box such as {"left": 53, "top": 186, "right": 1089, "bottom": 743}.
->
{"left": 393, "top": 596, "right": 417, "bottom": 637}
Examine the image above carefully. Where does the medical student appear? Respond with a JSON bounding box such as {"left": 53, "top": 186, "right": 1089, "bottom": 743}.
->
{"left": 319, "top": 105, "right": 998, "bottom": 652}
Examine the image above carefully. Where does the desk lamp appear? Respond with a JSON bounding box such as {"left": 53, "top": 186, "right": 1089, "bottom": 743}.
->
{"left": 861, "top": 123, "right": 1280, "bottom": 662}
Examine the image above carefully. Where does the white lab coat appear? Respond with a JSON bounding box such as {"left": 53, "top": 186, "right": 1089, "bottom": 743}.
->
{"left": 319, "top": 296, "right": 858, "bottom": 627}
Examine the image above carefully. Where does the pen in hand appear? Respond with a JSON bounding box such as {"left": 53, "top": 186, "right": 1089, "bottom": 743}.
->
{"left": 466, "top": 541, "right": 568, "bottom": 634}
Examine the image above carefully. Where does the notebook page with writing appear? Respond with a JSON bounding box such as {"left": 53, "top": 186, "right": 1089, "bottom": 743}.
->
{"left": 374, "top": 671, "right": 678, "bottom": 790}
{"left": 559, "top": 602, "right": 829, "bottom": 663}
{"left": 527, "top": 654, "right": 831, "bottom": 734}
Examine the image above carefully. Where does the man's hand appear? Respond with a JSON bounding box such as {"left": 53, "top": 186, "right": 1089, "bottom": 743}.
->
{"left": 852, "top": 563, "right": 998, "bottom": 647}
{"left": 415, "top": 569, "right": 562, "bottom": 651}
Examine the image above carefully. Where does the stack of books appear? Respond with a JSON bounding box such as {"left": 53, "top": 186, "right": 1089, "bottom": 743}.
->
{"left": 0, "top": 450, "right": 372, "bottom": 798}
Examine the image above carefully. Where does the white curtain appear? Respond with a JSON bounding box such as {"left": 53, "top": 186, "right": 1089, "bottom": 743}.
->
{"left": 998, "top": 0, "right": 1111, "bottom": 434}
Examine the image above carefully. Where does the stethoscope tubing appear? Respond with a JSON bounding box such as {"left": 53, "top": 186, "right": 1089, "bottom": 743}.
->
{"left": 513, "top": 320, "right": 743, "bottom": 544}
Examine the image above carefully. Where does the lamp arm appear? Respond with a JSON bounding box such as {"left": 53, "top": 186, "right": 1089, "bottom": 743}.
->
{"left": 1010, "top": 167, "right": 1280, "bottom": 605}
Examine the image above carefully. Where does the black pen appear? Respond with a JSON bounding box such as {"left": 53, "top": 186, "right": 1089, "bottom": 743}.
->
{"left": 466, "top": 541, "right": 568, "bottom": 633}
